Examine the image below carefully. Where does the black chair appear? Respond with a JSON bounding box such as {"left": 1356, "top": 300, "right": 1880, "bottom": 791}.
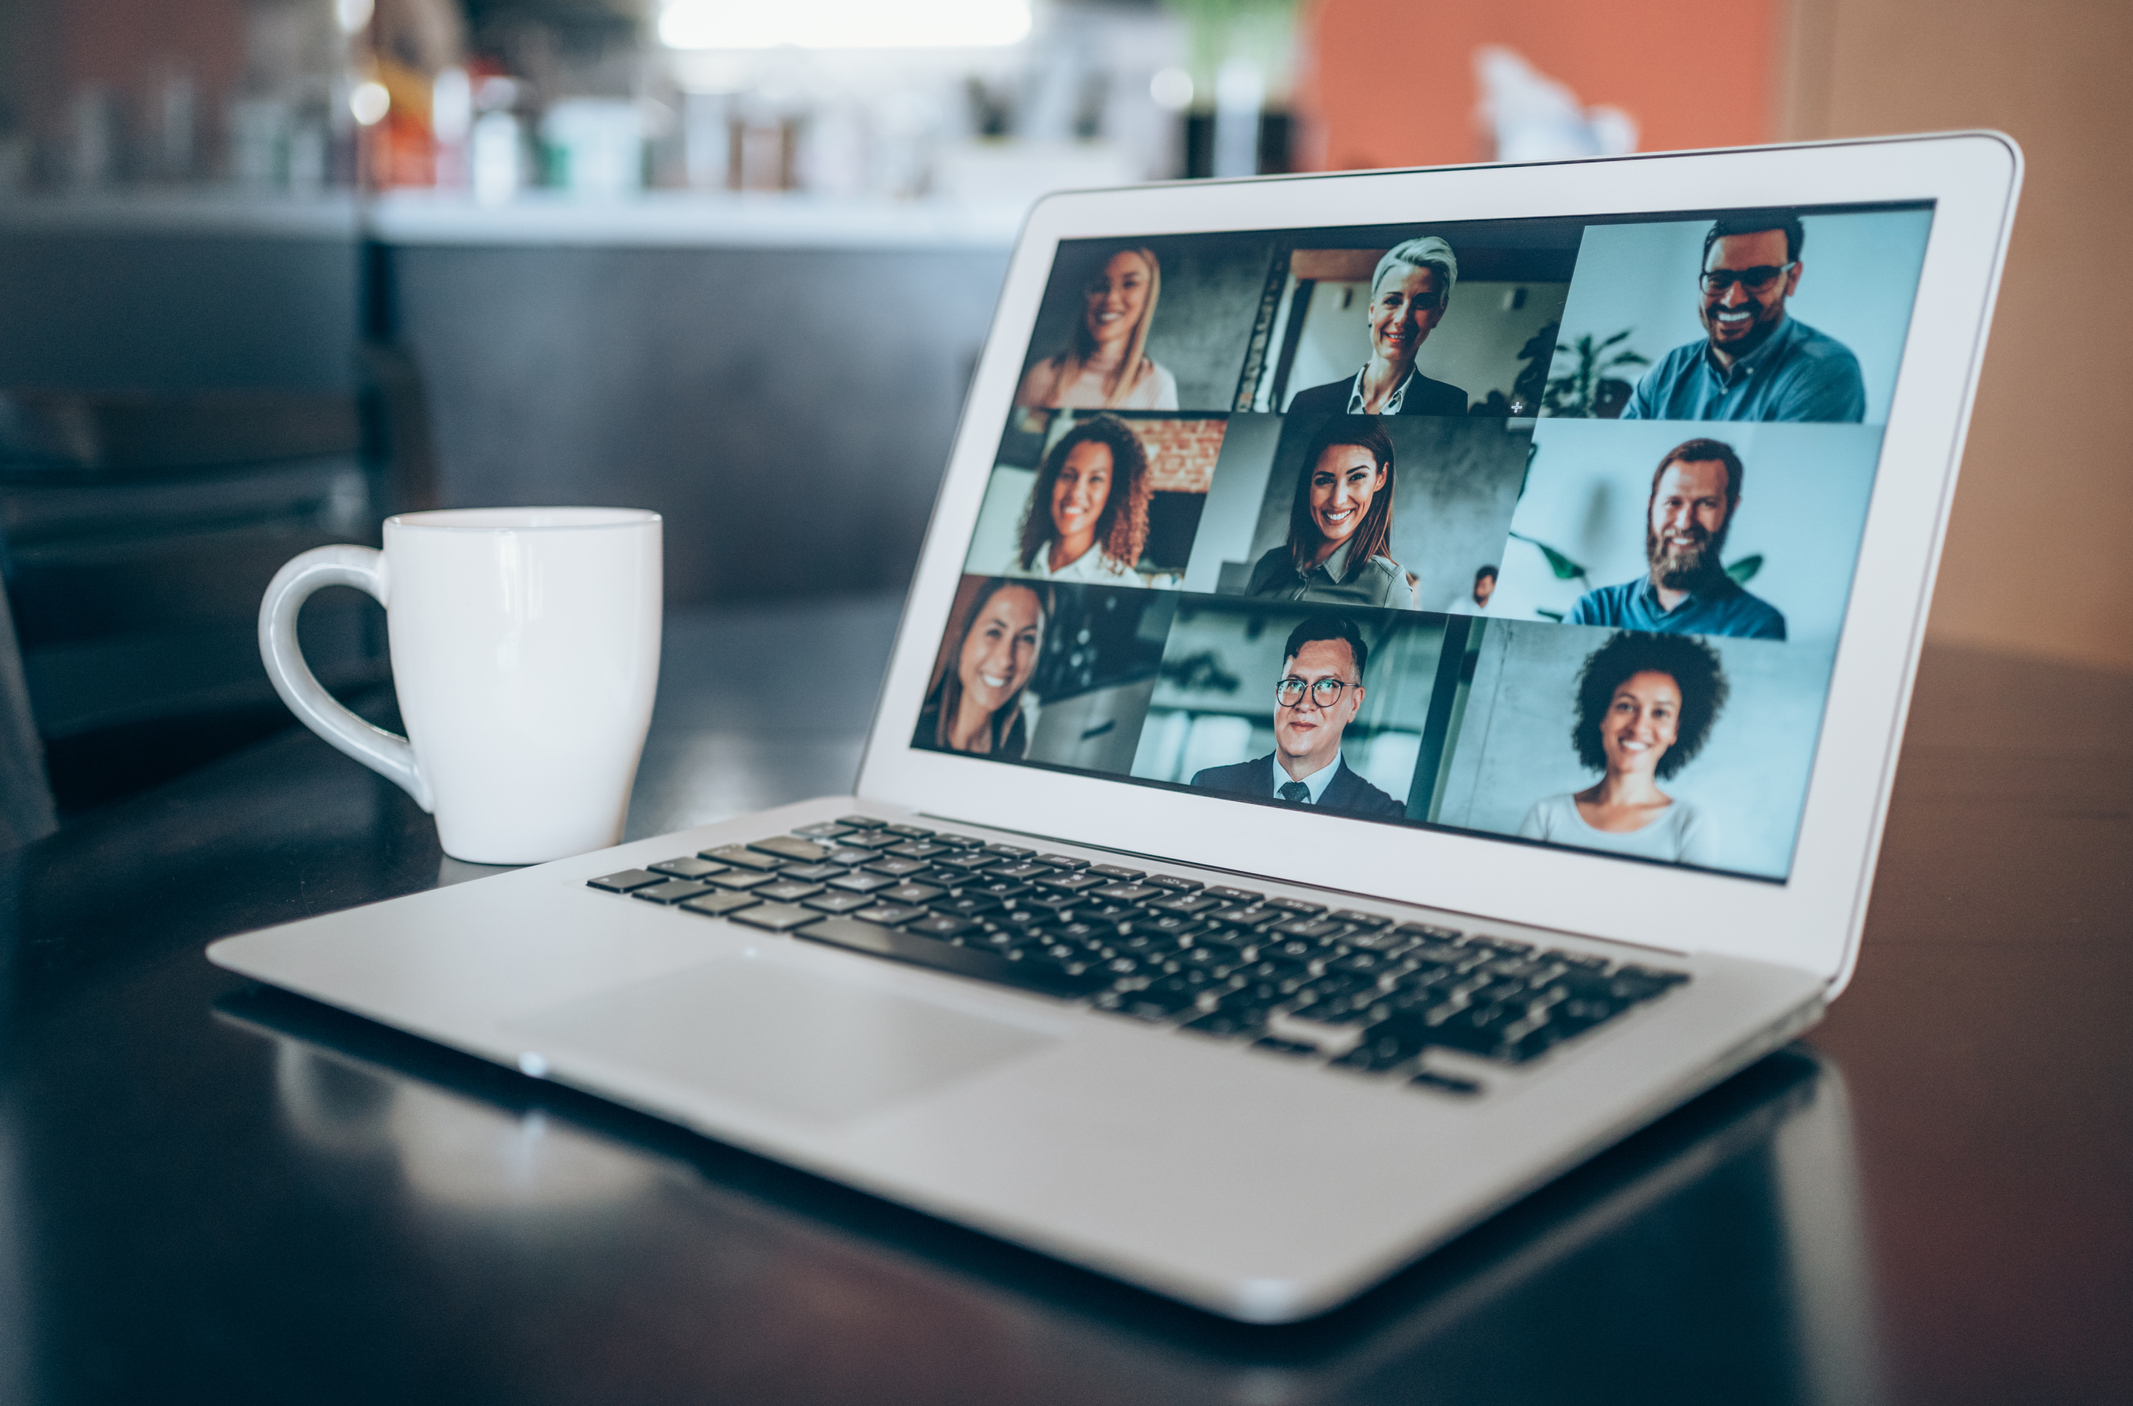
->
{"left": 0, "top": 389, "right": 392, "bottom": 814}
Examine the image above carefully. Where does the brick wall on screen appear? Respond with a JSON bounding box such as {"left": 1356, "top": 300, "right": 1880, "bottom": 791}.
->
{"left": 1136, "top": 418, "right": 1225, "bottom": 493}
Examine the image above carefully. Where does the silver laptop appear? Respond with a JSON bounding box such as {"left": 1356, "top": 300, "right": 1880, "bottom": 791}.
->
{"left": 210, "top": 133, "right": 2019, "bottom": 1322}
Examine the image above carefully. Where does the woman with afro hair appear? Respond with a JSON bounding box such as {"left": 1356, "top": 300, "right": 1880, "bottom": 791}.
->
{"left": 1518, "top": 631, "right": 1729, "bottom": 865}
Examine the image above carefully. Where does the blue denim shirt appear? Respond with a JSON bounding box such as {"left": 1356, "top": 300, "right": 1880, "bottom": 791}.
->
{"left": 1566, "top": 576, "right": 1787, "bottom": 640}
{"left": 1622, "top": 316, "right": 1867, "bottom": 423}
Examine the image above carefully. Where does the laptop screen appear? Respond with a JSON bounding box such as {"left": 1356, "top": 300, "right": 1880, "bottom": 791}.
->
{"left": 915, "top": 203, "right": 1933, "bottom": 883}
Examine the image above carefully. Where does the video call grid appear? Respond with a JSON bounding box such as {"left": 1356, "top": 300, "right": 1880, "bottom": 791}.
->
{"left": 922, "top": 200, "right": 1936, "bottom": 883}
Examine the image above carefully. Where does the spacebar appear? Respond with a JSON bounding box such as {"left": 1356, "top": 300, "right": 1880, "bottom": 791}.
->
{"left": 793, "top": 917, "right": 1108, "bottom": 1000}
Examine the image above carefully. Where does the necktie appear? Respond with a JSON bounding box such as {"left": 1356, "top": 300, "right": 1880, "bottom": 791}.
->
{"left": 1278, "top": 780, "right": 1311, "bottom": 805}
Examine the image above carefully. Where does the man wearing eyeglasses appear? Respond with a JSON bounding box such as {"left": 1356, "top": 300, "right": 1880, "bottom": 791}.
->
{"left": 1188, "top": 616, "right": 1406, "bottom": 820}
{"left": 1622, "top": 212, "right": 1867, "bottom": 423}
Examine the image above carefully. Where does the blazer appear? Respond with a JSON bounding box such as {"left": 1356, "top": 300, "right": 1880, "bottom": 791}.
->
{"left": 1188, "top": 752, "right": 1406, "bottom": 821}
{"left": 1286, "top": 371, "right": 1468, "bottom": 418}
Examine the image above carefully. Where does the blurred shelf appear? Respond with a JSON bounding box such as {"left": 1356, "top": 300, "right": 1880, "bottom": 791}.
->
{"left": 0, "top": 188, "right": 1027, "bottom": 250}
{"left": 367, "top": 189, "right": 1026, "bottom": 249}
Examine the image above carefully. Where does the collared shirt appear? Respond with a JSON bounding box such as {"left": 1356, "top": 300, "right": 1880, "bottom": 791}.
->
{"left": 1622, "top": 315, "right": 1867, "bottom": 423}
{"left": 1005, "top": 542, "right": 1178, "bottom": 588}
{"left": 1345, "top": 365, "right": 1416, "bottom": 415}
{"left": 1245, "top": 537, "right": 1413, "bottom": 609}
{"left": 1566, "top": 575, "right": 1787, "bottom": 640}
{"left": 1270, "top": 749, "right": 1345, "bottom": 804}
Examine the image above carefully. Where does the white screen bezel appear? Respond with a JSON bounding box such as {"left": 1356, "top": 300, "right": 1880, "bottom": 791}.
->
{"left": 856, "top": 134, "right": 2019, "bottom": 991}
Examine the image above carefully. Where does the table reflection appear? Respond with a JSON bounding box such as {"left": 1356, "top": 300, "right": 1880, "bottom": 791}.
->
{"left": 216, "top": 984, "right": 1884, "bottom": 1405}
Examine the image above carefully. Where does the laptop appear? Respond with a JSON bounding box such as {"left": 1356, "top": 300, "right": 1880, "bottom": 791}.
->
{"left": 209, "top": 133, "right": 2020, "bottom": 1322}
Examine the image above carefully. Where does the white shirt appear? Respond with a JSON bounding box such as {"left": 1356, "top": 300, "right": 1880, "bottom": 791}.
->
{"left": 1015, "top": 356, "right": 1179, "bottom": 411}
{"left": 1005, "top": 543, "right": 1177, "bottom": 588}
{"left": 1516, "top": 793, "right": 1717, "bottom": 867}
{"left": 1270, "top": 749, "right": 1344, "bottom": 803}
{"left": 1345, "top": 364, "right": 1418, "bottom": 415}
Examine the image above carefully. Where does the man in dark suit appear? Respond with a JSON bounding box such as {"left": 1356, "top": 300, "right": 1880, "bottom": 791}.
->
{"left": 1282, "top": 235, "right": 1469, "bottom": 417}
{"left": 1190, "top": 615, "right": 1406, "bottom": 821}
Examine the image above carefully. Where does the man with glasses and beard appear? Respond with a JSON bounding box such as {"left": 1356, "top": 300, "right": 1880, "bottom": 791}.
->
{"left": 1566, "top": 439, "right": 1787, "bottom": 640}
{"left": 1189, "top": 615, "right": 1406, "bottom": 819}
{"left": 1623, "top": 211, "right": 1866, "bottom": 423}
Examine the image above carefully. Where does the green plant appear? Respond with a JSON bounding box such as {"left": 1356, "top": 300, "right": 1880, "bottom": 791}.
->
{"left": 1543, "top": 330, "right": 1649, "bottom": 418}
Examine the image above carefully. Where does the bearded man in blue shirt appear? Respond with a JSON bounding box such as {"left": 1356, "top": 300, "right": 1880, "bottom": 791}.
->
{"left": 1623, "top": 212, "right": 1867, "bottom": 423}
{"left": 1567, "top": 438, "right": 1786, "bottom": 640}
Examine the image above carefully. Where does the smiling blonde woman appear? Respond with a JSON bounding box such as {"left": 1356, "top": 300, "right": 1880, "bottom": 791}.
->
{"left": 1014, "top": 247, "right": 1180, "bottom": 411}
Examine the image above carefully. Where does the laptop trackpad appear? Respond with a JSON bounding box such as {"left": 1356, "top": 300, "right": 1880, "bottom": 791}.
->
{"left": 505, "top": 959, "right": 1055, "bottom": 1125}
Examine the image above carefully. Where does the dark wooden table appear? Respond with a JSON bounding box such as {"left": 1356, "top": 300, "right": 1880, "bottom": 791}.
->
{"left": 2, "top": 595, "right": 2126, "bottom": 1405}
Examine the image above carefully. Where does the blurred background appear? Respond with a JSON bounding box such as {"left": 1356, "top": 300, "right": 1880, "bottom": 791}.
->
{"left": 0, "top": 0, "right": 2124, "bottom": 829}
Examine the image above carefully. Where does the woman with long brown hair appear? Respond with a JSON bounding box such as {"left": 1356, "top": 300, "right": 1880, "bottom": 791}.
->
{"left": 1244, "top": 418, "right": 1414, "bottom": 608}
{"left": 913, "top": 578, "right": 1051, "bottom": 759}
{"left": 1014, "top": 246, "right": 1179, "bottom": 410}
{"left": 1006, "top": 414, "right": 1165, "bottom": 586}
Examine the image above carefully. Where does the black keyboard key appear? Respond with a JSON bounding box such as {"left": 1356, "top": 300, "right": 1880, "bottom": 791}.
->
{"left": 888, "top": 842, "right": 950, "bottom": 860}
{"left": 755, "top": 880, "right": 825, "bottom": 904}
{"left": 1331, "top": 1027, "right": 1427, "bottom": 1072}
{"left": 836, "top": 815, "right": 885, "bottom": 829}
{"left": 863, "top": 856, "right": 933, "bottom": 878}
{"left": 632, "top": 879, "right": 713, "bottom": 905}
{"left": 700, "top": 845, "right": 784, "bottom": 871}
{"left": 1410, "top": 1070, "right": 1483, "bottom": 1096}
{"left": 826, "top": 871, "right": 898, "bottom": 894}
{"left": 728, "top": 903, "right": 823, "bottom": 932}
{"left": 1395, "top": 923, "right": 1462, "bottom": 943}
{"left": 649, "top": 856, "right": 727, "bottom": 881}
{"left": 1179, "top": 1010, "right": 1263, "bottom": 1040}
{"left": 989, "top": 861, "right": 1055, "bottom": 882}
{"left": 1250, "top": 1037, "right": 1321, "bottom": 1059}
{"left": 971, "top": 880, "right": 1030, "bottom": 901}
{"left": 1556, "top": 951, "right": 1611, "bottom": 971}
{"left": 1263, "top": 897, "right": 1327, "bottom": 917}
{"left": 1035, "top": 853, "right": 1088, "bottom": 869}
{"left": 881, "top": 822, "right": 932, "bottom": 837}
{"left": 802, "top": 892, "right": 877, "bottom": 915}
{"left": 934, "top": 851, "right": 999, "bottom": 872}
{"left": 680, "top": 890, "right": 763, "bottom": 917}
{"left": 933, "top": 894, "right": 1002, "bottom": 920}
{"left": 880, "top": 881, "right": 946, "bottom": 905}
{"left": 1617, "top": 964, "right": 1691, "bottom": 987}
{"left": 1143, "top": 874, "right": 1204, "bottom": 892}
{"left": 824, "top": 848, "right": 878, "bottom": 866}
{"left": 1207, "top": 886, "right": 1263, "bottom": 903}
{"left": 1148, "top": 893, "right": 1223, "bottom": 915}
{"left": 775, "top": 863, "right": 845, "bottom": 882}
{"left": 796, "top": 917, "right": 1109, "bottom": 1000}
{"left": 834, "top": 831, "right": 903, "bottom": 850}
{"left": 930, "top": 833, "right": 983, "bottom": 849}
{"left": 906, "top": 914, "right": 977, "bottom": 940}
{"left": 1035, "top": 872, "right": 1107, "bottom": 893}
{"left": 852, "top": 903, "right": 926, "bottom": 926}
{"left": 1095, "top": 985, "right": 1201, "bottom": 1022}
{"left": 794, "top": 822, "right": 854, "bottom": 840}
{"left": 1465, "top": 935, "right": 1535, "bottom": 956}
{"left": 707, "top": 870, "right": 775, "bottom": 891}
{"left": 588, "top": 869, "right": 664, "bottom": 893}
{"left": 1078, "top": 903, "right": 1137, "bottom": 923}
{"left": 1270, "top": 917, "right": 1346, "bottom": 943}
{"left": 984, "top": 843, "right": 1035, "bottom": 858}
{"left": 1088, "top": 864, "right": 1145, "bottom": 881}
{"left": 1330, "top": 909, "right": 1393, "bottom": 929}
{"left": 1094, "top": 883, "right": 1163, "bottom": 904}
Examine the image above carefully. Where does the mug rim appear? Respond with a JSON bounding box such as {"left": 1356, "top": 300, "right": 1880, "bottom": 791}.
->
{"left": 386, "top": 507, "right": 661, "bottom": 533}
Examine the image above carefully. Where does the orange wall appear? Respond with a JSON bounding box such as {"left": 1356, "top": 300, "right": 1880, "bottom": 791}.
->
{"left": 1299, "top": 0, "right": 1782, "bottom": 169}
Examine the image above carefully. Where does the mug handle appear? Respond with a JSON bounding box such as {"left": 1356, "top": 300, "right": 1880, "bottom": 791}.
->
{"left": 258, "top": 544, "right": 433, "bottom": 813}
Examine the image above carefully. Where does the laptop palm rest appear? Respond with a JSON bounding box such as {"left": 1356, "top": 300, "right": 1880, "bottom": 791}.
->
{"left": 504, "top": 959, "right": 1055, "bottom": 1125}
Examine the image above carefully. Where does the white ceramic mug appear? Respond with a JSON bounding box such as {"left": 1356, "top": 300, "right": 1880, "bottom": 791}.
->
{"left": 259, "top": 507, "right": 662, "bottom": 865}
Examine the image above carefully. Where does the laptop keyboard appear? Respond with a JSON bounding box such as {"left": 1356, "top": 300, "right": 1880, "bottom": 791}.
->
{"left": 588, "top": 816, "right": 1690, "bottom": 1096}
